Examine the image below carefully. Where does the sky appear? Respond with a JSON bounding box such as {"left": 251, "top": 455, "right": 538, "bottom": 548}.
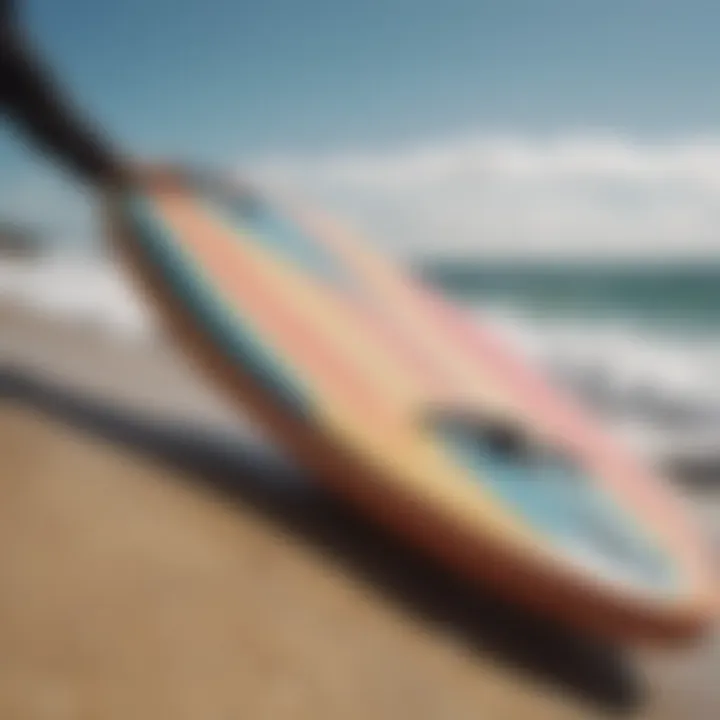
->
{"left": 3, "top": 0, "right": 720, "bottom": 258}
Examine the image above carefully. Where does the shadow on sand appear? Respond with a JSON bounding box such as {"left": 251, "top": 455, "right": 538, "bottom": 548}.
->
{"left": 0, "top": 365, "right": 646, "bottom": 715}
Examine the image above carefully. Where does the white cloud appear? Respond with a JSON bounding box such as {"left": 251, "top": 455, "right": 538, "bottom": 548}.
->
{"left": 249, "top": 131, "right": 720, "bottom": 259}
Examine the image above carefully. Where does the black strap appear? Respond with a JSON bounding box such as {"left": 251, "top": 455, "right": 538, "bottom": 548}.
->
{"left": 0, "top": 16, "right": 124, "bottom": 185}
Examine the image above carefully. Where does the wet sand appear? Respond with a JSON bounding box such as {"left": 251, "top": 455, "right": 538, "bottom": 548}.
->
{"left": 0, "top": 307, "right": 717, "bottom": 719}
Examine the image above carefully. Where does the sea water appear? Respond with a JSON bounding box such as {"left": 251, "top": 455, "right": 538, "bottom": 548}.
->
{"left": 3, "top": 254, "right": 720, "bottom": 466}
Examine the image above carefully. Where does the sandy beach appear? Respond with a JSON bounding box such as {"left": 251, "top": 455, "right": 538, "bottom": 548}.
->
{"left": 0, "top": 304, "right": 718, "bottom": 719}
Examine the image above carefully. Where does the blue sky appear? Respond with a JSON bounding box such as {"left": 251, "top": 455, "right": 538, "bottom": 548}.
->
{"left": 19, "top": 0, "right": 720, "bottom": 157}
{"left": 3, "top": 0, "right": 720, "bottom": 257}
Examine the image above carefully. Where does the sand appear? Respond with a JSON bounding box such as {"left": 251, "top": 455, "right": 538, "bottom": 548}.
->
{"left": 0, "top": 306, "right": 718, "bottom": 719}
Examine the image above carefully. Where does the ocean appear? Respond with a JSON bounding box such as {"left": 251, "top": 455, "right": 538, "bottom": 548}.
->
{"left": 3, "top": 253, "right": 720, "bottom": 469}
{"left": 420, "top": 260, "right": 720, "bottom": 335}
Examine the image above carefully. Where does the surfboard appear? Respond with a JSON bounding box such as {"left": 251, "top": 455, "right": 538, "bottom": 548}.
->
{"left": 105, "top": 169, "right": 717, "bottom": 645}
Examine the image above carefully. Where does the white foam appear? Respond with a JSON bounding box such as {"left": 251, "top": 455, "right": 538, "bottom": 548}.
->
{"left": 466, "top": 303, "right": 720, "bottom": 465}
{"left": 0, "top": 257, "right": 156, "bottom": 341}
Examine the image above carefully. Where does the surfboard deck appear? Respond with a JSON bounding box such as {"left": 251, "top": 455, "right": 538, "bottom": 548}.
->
{"left": 104, "top": 170, "right": 717, "bottom": 646}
